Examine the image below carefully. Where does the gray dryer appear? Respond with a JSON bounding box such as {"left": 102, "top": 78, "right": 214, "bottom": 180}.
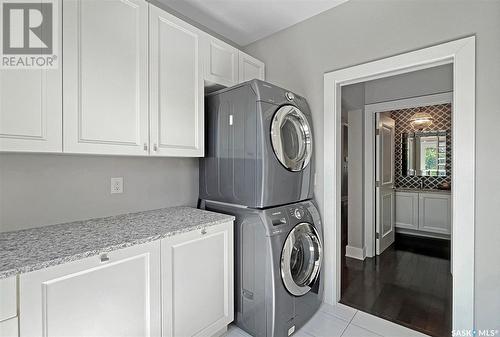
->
{"left": 200, "top": 80, "right": 314, "bottom": 208}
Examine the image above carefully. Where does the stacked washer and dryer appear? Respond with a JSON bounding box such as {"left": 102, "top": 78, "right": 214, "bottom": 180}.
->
{"left": 199, "top": 80, "right": 323, "bottom": 337}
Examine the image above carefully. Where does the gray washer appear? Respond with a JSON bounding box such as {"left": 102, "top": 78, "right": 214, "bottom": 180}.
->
{"left": 200, "top": 80, "right": 314, "bottom": 208}
{"left": 203, "top": 200, "right": 324, "bottom": 337}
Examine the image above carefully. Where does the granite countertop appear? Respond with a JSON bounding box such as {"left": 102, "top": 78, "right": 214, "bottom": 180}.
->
{"left": 0, "top": 207, "right": 234, "bottom": 279}
{"left": 396, "top": 188, "right": 451, "bottom": 194}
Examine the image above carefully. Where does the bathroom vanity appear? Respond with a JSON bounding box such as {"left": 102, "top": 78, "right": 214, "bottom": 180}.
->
{"left": 395, "top": 189, "right": 451, "bottom": 238}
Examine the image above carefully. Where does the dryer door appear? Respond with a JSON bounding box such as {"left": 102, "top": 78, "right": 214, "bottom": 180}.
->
{"left": 271, "top": 105, "right": 312, "bottom": 171}
{"left": 281, "top": 223, "right": 322, "bottom": 296}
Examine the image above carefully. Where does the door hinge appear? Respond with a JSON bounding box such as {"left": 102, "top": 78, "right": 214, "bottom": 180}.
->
{"left": 375, "top": 129, "right": 380, "bottom": 136}
{"left": 375, "top": 181, "right": 380, "bottom": 188}
{"left": 376, "top": 233, "right": 380, "bottom": 239}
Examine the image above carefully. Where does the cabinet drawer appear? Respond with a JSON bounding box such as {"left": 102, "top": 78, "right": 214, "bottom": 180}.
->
{"left": 0, "top": 277, "right": 17, "bottom": 322}
{"left": 0, "top": 318, "right": 18, "bottom": 337}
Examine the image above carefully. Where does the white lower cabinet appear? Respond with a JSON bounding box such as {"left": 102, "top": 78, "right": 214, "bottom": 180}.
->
{"left": 19, "top": 242, "right": 161, "bottom": 337}
{"left": 418, "top": 192, "right": 451, "bottom": 235}
{"left": 395, "top": 192, "right": 419, "bottom": 230}
{"left": 395, "top": 190, "right": 451, "bottom": 237}
{"left": 161, "top": 222, "right": 234, "bottom": 337}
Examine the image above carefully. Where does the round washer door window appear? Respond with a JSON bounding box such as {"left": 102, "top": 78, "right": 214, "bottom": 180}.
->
{"left": 281, "top": 223, "right": 322, "bottom": 296}
{"left": 271, "top": 105, "right": 312, "bottom": 171}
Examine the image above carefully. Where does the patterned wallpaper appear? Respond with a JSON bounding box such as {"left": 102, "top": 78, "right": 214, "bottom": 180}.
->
{"left": 388, "top": 103, "right": 452, "bottom": 190}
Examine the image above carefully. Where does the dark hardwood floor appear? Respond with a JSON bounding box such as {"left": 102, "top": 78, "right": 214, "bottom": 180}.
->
{"left": 340, "top": 234, "right": 452, "bottom": 337}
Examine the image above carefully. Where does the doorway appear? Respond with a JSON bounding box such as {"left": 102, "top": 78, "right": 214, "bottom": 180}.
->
{"left": 340, "top": 91, "right": 454, "bottom": 335}
{"left": 323, "top": 37, "right": 475, "bottom": 332}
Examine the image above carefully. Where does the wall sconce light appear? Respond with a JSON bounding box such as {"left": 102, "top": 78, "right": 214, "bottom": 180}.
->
{"left": 410, "top": 108, "right": 433, "bottom": 130}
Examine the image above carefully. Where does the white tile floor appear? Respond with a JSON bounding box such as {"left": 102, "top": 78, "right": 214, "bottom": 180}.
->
{"left": 225, "top": 303, "right": 430, "bottom": 337}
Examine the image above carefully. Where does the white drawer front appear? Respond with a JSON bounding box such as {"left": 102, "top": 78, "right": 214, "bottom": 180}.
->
{"left": 0, "top": 277, "right": 17, "bottom": 322}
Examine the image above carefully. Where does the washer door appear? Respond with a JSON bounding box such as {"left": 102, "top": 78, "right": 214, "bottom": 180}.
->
{"left": 281, "top": 223, "right": 322, "bottom": 296}
{"left": 271, "top": 105, "right": 312, "bottom": 171}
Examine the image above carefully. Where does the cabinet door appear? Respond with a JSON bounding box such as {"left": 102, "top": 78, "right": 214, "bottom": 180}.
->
{"left": 418, "top": 192, "right": 451, "bottom": 234}
{"left": 238, "top": 51, "right": 265, "bottom": 82}
{"left": 203, "top": 37, "right": 238, "bottom": 87}
{"left": 395, "top": 192, "right": 418, "bottom": 230}
{"left": 0, "top": 318, "right": 18, "bottom": 337}
{"left": 63, "top": 0, "right": 149, "bottom": 155}
{"left": 19, "top": 242, "right": 161, "bottom": 337}
{"left": 161, "top": 222, "right": 234, "bottom": 337}
{"left": 149, "top": 5, "right": 203, "bottom": 157}
{"left": 0, "top": 0, "right": 62, "bottom": 153}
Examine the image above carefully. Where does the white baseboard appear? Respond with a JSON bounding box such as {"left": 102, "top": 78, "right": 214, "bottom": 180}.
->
{"left": 345, "top": 245, "right": 365, "bottom": 260}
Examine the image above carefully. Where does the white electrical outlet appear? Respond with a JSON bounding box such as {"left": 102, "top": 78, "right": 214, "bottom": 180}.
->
{"left": 110, "top": 177, "right": 123, "bottom": 194}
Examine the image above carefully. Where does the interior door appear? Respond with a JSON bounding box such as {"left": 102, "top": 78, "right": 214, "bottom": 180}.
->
{"left": 376, "top": 114, "right": 395, "bottom": 255}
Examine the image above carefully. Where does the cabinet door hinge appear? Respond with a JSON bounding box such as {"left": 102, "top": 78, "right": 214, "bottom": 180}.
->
{"left": 375, "top": 232, "right": 380, "bottom": 239}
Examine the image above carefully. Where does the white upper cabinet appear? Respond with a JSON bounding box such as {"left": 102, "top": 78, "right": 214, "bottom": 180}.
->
{"left": 63, "top": 0, "right": 149, "bottom": 155}
{"left": 0, "top": 0, "right": 62, "bottom": 153}
{"left": 203, "top": 36, "right": 239, "bottom": 87}
{"left": 149, "top": 5, "right": 204, "bottom": 157}
{"left": 19, "top": 241, "right": 161, "bottom": 337}
{"left": 238, "top": 51, "right": 265, "bottom": 82}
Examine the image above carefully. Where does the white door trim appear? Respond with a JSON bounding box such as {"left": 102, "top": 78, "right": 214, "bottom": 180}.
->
{"left": 363, "top": 91, "right": 453, "bottom": 257}
{"left": 323, "top": 36, "right": 475, "bottom": 330}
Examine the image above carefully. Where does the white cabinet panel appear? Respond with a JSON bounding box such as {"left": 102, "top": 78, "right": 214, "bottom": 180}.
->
{"left": 203, "top": 37, "right": 238, "bottom": 87}
{"left": 395, "top": 192, "right": 418, "bottom": 230}
{"left": 238, "top": 52, "right": 265, "bottom": 82}
{"left": 63, "top": 0, "right": 149, "bottom": 155}
{"left": 0, "top": 318, "right": 18, "bottom": 337}
{"left": 0, "top": 0, "right": 62, "bottom": 153}
{"left": 418, "top": 192, "right": 451, "bottom": 234}
{"left": 19, "top": 242, "right": 161, "bottom": 337}
{"left": 161, "top": 222, "right": 234, "bottom": 337}
{"left": 149, "top": 5, "right": 203, "bottom": 157}
{"left": 0, "top": 276, "right": 16, "bottom": 322}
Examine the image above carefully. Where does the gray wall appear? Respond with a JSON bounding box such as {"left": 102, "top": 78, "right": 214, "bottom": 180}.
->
{"left": 0, "top": 154, "right": 198, "bottom": 232}
{"left": 365, "top": 64, "right": 453, "bottom": 104}
{"left": 245, "top": 0, "right": 500, "bottom": 328}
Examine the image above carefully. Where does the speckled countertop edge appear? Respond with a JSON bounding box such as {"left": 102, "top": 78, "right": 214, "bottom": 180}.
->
{"left": 0, "top": 207, "right": 234, "bottom": 279}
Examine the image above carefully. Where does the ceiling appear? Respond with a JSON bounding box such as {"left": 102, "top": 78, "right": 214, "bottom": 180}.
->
{"left": 155, "top": 0, "right": 349, "bottom": 46}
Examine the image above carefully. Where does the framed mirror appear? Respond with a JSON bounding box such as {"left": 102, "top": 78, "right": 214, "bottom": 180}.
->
{"left": 402, "top": 131, "right": 447, "bottom": 177}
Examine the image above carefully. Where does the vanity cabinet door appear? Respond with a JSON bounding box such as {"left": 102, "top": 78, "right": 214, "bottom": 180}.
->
{"left": 418, "top": 192, "right": 451, "bottom": 234}
{"left": 395, "top": 192, "right": 419, "bottom": 230}
{"left": 161, "top": 222, "right": 234, "bottom": 337}
{"left": 238, "top": 51, "right": 265, "bottom": 82}
{"left": 19, "top": 242, "right": 161, "bottom": 337}
{"left": 63, "top": 0, "right": 149, "bottom": 155}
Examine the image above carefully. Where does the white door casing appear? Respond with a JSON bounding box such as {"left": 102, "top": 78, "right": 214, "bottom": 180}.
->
{"left": 149, "top": 5, "right": 204, "bottom": 157}
{"left": 19, "top": 242, "right": 161, "bottom": 337}
{"left": 375, "top": 114, "right": 395, "bottom": 254}
{"left": 63, "top": 0, "right": 149, "bottom": 155}
{"left": 323, "top": 37, "right": 475, "bottom": 329}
